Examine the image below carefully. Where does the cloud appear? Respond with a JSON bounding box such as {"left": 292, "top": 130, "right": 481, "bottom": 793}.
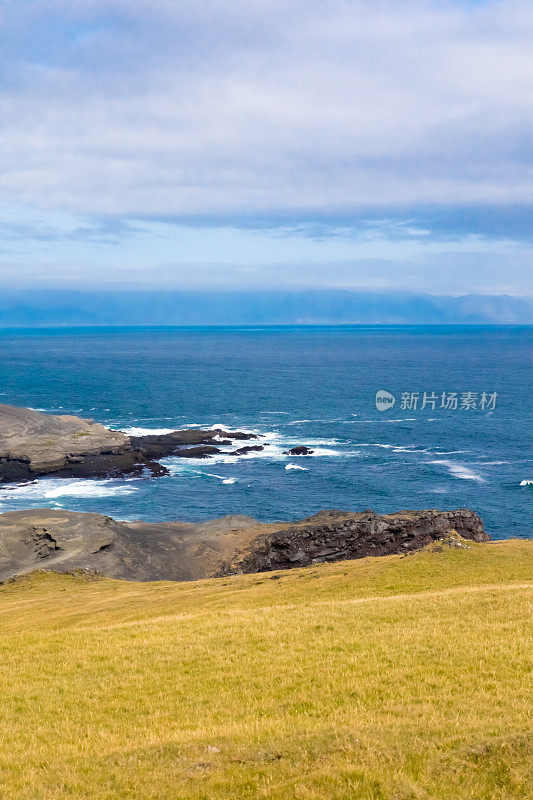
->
{"left": 0, "top": 0, "right": 532, "bottom": 226}
{"left": 0, "top": 1, "right": 532, "bottom": 295}
{"left": 0, "top": 207, "right": 531, "bottom": 295}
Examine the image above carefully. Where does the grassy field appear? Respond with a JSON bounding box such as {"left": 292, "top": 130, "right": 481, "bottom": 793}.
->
{"left": 0, "top": 538, "right": 531, "bottom": 800}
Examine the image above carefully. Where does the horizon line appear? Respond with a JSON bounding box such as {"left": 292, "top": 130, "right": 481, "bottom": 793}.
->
{"left": 1, "top": 322, "right": 532, "bottom": 331}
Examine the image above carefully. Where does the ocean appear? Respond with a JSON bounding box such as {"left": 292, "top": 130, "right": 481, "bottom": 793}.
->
{"left": 0, "top": 325, "right": 531, "bottom": 539}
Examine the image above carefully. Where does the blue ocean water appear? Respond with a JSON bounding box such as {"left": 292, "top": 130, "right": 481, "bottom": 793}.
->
{"left": 0, "top": 325, "right": 531, "bottom": 539}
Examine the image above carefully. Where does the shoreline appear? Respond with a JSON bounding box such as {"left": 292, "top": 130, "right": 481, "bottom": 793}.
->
{"left": 0, "top": 403, "right": 270, "bottom": 484}
{"left": 0, "top": 506, "right": 489, "bottom": 584}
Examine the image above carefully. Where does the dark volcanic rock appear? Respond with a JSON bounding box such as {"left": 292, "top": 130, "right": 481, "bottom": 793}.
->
{"left": 230, "top": 445, "right": 265, "bottom": 455}
{"left": 0, "top": 405, "right": 258, "bottom": 482}
{"left": 0, "top": 507, "right": 489, "bottom": 583}
{"left": 284, "top": 446, "right": 314, "bottom": 456}
{"left": 215, "top": 508, "right": 489, "bottom": 576}
{"left": 173, "top": 446, "right": 222, "bottom": 458}
{"left": 129, "top": 428, "right": 256, "bottom": 459}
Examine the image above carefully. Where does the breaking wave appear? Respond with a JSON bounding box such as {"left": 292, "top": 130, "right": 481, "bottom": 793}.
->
{"left": 0, "top": 479, "right": 138, "bottom": 500}
{"left": 112, "top": 426, "right": 177, "bottom": 436}
{"left": 426, "top": 460, "right": 484, "bottom": 482}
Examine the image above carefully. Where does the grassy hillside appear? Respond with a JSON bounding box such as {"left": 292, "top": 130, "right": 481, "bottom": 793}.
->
{"left": 0, "top": 539, "right": 531, "bottom": 800}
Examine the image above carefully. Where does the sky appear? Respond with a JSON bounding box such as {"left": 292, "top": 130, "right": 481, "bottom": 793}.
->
{"left": 0, "top": 0, "right": 532, "bottom": 296}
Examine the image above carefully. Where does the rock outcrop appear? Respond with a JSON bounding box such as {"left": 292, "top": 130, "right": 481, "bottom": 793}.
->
{"left": 0, "top": 404, "right": 258, "bottom": 483}
{"left": 0, "top": 404, "right": 134, "bottom": 482}
{"left": 214, "top": 508, "right": 489, "bottom": 576}
{"left": 284, "top": 446, "right": 314, "bottom": 455}
{"left": 0, "top": 507, "right": 489, "bottom": 583}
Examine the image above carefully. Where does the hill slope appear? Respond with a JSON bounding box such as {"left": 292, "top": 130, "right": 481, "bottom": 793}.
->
{"left": 0, "top": 539, "right": 531, "bottom": 800}
{"left": 0, "top": 507, "right": 488, "bottom": 581}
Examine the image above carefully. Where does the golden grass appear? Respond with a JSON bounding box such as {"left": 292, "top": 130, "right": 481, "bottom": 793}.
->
{"left": 0, "top": 538, "right": 531, "bottom": 799}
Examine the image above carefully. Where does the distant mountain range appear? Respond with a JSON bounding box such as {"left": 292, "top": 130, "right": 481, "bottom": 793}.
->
{"left": 1, "top": 290, "right": 532, "bottom": 326}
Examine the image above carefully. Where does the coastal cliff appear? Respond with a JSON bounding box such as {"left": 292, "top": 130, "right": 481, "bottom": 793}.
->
{"left": 0, "top": 507, "right": 489, "bottom": 583}
{"left": 0, "top": 404, "right": 258, "bottom": 482}
{"left": 0, "top": 404, "right": 491, "bottom": 584}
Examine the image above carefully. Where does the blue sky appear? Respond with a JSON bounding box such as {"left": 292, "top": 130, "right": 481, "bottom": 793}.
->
{"left": 0, "top": 0, "right": 532, "bottom": 295}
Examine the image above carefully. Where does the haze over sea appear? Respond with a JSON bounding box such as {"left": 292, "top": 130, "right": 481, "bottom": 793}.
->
{"left": 0, "top": 325, "right": 531, "bottom": 540}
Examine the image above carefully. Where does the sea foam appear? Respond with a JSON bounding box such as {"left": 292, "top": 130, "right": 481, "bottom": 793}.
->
{"left": 114, "top": 426, "right": 177, "bottom": 436}
{"left": 426, "top": 460, "right": 484, "bottom": 482}
{"left": 0, "top": 479, "right": 138, "bottom": 500}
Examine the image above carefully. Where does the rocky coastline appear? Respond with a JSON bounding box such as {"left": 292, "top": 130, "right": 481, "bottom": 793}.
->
{"left": 0, "top": 404, "right": 491, "bottom": 584}
{"left": 0, "top": 403, "right": 265, "bottom": 483}
{"left": 0, "top": 507, "right": 489, "bottom": 583}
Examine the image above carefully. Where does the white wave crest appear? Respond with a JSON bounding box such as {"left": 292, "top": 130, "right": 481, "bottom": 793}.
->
{"left": 426, "top": 460, "right": 484, "bottom": 482}
{"left": 161, "top": 464, "right": 238, "bottom": 484}
{"left": 114, "top": 426, "right": 178, "bottom": 436}
{"left": 356, "top": 443, "right": 431, "bottom": 455}
{"left": 0, "top": 479, "right": 138, "bottom": 500}
{"left": 203, "top": 423, "right": 260, "bottom": 435}
{"left": 431, "top": 451, "right": 468, "bottom": 455}
{"left": 203, "top": 472, "right": 238, "bottom": 484}
{"left": 519, "top": 479, "right": 533, "bottom": 486}
{"left": 285, "top": 463, "right": 309, "bottom": 471}
{"left": 161, "top": 429, "right": 347, "bottom": 465}
{"left": 342, "top": 418, "right": 416, "bottom": 424}
{"left": 357, "top": 443, "right": 394, "bottom": 448}
{"left": 308, "top": 447, "right": 341, "bottom": 456}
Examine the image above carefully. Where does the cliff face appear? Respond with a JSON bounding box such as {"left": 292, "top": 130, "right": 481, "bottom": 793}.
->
{"left": 0, "top": 508, "right": 489, "bottom": 583}
{"left": 215, "top": 508, "right": 489, "bottom": 576}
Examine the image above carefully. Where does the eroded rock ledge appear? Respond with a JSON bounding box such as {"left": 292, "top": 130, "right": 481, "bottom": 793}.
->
{"left": 0, "top": 507, "right": 489, "bottom": 583}
{"left": 0, "top": 403, "right": 259, "bottom": 483}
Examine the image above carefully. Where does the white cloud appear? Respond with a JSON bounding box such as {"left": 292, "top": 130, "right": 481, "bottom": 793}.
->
{"left": 0, "top": 206, "right": 531, "bottom": 295}
{"left": 0, "top": 0, "right": 532, "bottom": 218}
{"left": 1, "top": 1, "right": 532, "bottom": 294}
